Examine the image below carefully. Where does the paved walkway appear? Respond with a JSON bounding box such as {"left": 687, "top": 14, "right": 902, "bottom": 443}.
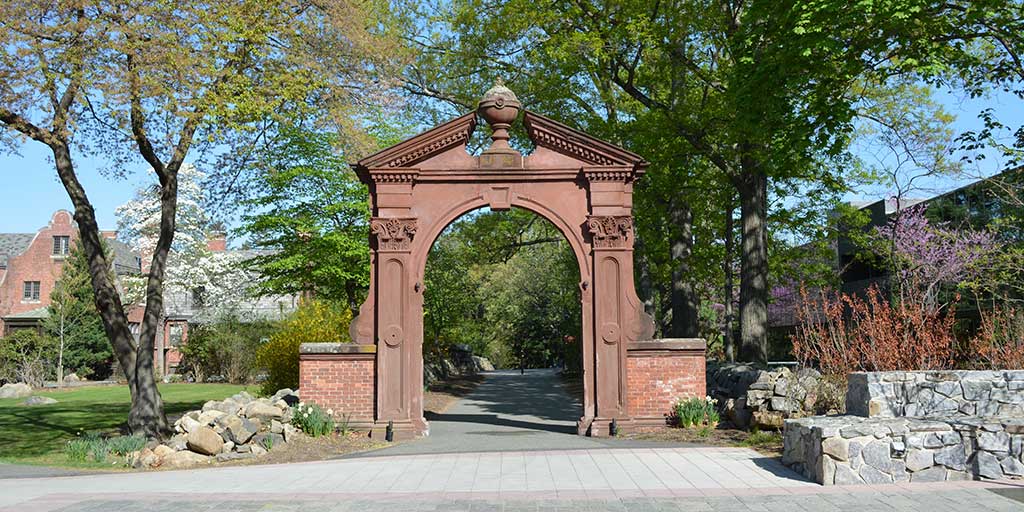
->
{"left": 1, "top": 448, "right": 1023, "bottom": 511}
{"left": 364, "top": 369, "right": 682, "bottom": 456}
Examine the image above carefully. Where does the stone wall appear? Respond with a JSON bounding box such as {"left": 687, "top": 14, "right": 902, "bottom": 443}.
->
{"left": 784, "top": 415, "right": 1024, "bottom": 484}
{"left": 626, "top": 339, "right": 706, "bottom": 423}
{"left": 847, "top": 370, "right": 1024, "bottom": 418}
{"left": 298, "top": 344, "right": 376, "bottom": 427}
{"left": 784, "top": 370, "right": 1024, "bottom": 485}
{"left": 707, "top": 362, "right": 832, "bottom": 430}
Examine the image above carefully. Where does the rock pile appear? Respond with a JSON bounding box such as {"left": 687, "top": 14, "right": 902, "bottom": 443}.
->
{"left": 707, "top": 363, "right": 831, "bottom": 430}
{"left": 424, "top": 344, "right": 494, "bottom": 385}
{"left": 132, "top": 388, "right": 301, "bottom": 469}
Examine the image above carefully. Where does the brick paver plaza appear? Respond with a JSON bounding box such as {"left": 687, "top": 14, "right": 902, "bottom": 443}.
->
{"left": 2, "top": 447, "right": 1023, "bottom": 511}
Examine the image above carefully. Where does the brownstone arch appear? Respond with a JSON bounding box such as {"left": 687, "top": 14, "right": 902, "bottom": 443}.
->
{"left": 299, "top": 84, "right": 706, "bottom": 439}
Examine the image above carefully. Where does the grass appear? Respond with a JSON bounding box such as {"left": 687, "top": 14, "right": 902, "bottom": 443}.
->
{"left": 0, "top": 383, "right": 250, "bottom": 467}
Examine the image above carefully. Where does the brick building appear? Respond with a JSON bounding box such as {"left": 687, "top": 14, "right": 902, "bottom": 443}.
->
{"left": 0, "top": 210, "right": 141, "bottom": 335}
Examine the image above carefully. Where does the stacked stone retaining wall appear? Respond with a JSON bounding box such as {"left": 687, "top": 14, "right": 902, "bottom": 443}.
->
{"left": 783, "top": 370, "right": 1024, "bottom": 485}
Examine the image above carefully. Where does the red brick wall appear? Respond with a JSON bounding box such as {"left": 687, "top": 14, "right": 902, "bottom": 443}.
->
{"left": 627, "top": 351, "right": 706, "bottom": 419}
{"left": 0, "top": 211, "right": 77, "bottom": 331}
{"left": 299, "top": 354, "right": 375, "bottom": 423}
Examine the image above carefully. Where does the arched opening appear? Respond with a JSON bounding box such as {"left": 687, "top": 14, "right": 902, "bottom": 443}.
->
{"left": 420, "top": 206, "right": 584, "bottom": 441}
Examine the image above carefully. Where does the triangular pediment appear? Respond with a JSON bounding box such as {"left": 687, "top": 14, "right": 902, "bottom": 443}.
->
{"left": 523, "top": 110, "right": 647, "bottom": 169}
{"left": 356, "top": 112, "right": 477, "bottom": 170}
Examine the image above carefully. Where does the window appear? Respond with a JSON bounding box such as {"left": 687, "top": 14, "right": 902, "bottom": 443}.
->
{"left": 168, "top": 323, "right": 184, "bottom": 347}
{"left": 23, "top": 281, "right": 40, "bottom": 301}
{"left": 52, "top": 235, "right": 70, "bottom": 256}
{"left": 191, "top": 287, "right": 206, "bottom": 308}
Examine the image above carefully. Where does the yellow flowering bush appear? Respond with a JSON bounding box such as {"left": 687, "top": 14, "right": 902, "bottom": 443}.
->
{"left": 257, "top": 300, "right": 353, "bottom": 395}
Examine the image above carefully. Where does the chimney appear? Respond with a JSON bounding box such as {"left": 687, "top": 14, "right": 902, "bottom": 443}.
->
{"left": 207, "top": 231, "right": 227, "bottom": 252}
{"left": 100, "top": 230, "right": 118, "bottom": 240}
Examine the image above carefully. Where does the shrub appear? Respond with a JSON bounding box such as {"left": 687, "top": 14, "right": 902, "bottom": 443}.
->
{"left": 256, "top": 300, "right": 352, "bottom": 395}
{"left": 181, "top": 315, "right": 275, "bottom": 383}
{"left": 293, "top": 402, "right": 336, "bottom": 437}
{"left": 0, "top": 329, "right": 57, "bottom": 387}
{"left": 970, "top": 305, "right": 1024, "bottom": 369}
{"left": 673, "top": 396, "right": 719, "bottom": 428}
{"left": 791, "top": 285, "right": 956, "bottom": 377}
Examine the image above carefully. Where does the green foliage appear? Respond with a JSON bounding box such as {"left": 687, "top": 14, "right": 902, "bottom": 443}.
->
{"left": 1, "top": 383, "right": 249, "bottom": 465}
{"left": 180, "top": 316, "right": 275, "bottom": 384}
{"left": 673, "top": 397, "right": 719, "bottom": 429}
{"left": 63, "top": 432, "right": 146, "bottom": 464}
{"left": 256, "top": 300, "right": 353, "bottom": 395}
{"left": 240, "top": 126, "right": 372, "bottom": 310}
{"left": 423, "top": 209, "right": 581, "bottom": 370}
{"left": 742, "top": 429, "right": 784, "bottom": 447}
{"left": 293, "top": 402, "right": 336, "bottom": 438}
{"left": 44, "top": 239, "right": 113, "bottom": 380}
{"left": 0, "top": 329, "right": 57, "bottom": 387}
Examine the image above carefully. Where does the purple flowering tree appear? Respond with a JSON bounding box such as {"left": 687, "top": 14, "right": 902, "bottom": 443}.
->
{"left": 875, "top": 205, "right": 998, "bottom": 311}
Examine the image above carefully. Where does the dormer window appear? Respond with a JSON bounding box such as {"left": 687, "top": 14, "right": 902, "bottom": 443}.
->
{"left": 53, "top": 235, "right": 70, "bottom": 256}
{"left": 192, "top": 287, "right": 206, "bottom": 308}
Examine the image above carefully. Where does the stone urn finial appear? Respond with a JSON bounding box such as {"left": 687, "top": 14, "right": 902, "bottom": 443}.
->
{"left": 477, "top": 79, "right": 521, "bottom": 154}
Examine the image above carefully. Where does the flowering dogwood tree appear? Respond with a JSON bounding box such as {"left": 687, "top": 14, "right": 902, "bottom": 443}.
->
{"left": 116, "top": 164, "right": 209, "bottom": 258}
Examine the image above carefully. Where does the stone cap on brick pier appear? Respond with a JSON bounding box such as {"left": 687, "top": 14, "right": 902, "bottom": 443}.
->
{"left": 299, "top": 343, "right": 377, "bottom": 354}
{"left": 627, "top": 338, "right": 706, "bottom": 355}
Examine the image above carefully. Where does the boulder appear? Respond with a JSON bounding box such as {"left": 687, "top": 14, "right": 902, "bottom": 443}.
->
{"left": 186, "top": 426, "right": 224, "bottom": 456}
{"left": 136, "top": 448, "right": 159, "bottom": 468}
{"left": 271, "top": 419, "right": 284, "bottom": 434}
{"left": 215, "top": 451, "right": 255, "bottom": 463}
{"left": 218, "top": 415, "right": 259, "bottom": 445}
{"left": 250, "top": 444, "right": 268, "bottom": 457}
{"left": 153, "top": 445, "right": 175, "bottom": 458}
{"left": 0, "top": 383, "right": 32, "bottom": 399}
{"left": 164, "top": 450, "right": 210, "bottom": 468}
{"left": 472, "top": 356, "right": 495, "bottom": 372}
{"left": 167, "top": 434, "right": 189, "bottom": 451}
{"left": 244, "top": 401, "right": 283, "bottom": 421}
{"left": 197, "top": 410, "right": 226, "bottom": 426}
{"left": 63, "top": 373, "right": 80, "bottom": 384}
{"left": 179, "top": 416, "right": 202, "bottom": 434}
{"left": 22, "top": 396, "right": 58, "bottom": 406}
{"left": 752, "top": 410, "right": 784, "bottom": 430}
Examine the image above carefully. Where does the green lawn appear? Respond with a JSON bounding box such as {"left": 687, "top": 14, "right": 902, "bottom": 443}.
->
{"left": 0, "top": 383, "right": 251, "bottom": 467}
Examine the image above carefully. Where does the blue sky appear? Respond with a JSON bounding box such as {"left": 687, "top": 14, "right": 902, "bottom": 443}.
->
{"left": 0, "top": 88, "right": 1020, "bottom": 235}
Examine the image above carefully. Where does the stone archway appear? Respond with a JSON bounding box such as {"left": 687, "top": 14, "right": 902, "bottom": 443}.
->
{"left": 299, "top": 84, "right": 707, "bottom": 439}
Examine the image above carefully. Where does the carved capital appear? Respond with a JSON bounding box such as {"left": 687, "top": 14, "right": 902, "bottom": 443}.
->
{"left": 371, "top": 217, "right": 418, "bottom": 251}
{"left": 587, "top": 215, "right": 633, "bottom": 248}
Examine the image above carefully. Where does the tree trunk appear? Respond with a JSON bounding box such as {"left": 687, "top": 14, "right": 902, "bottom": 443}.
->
{"left": 737, "top": 167, "right": 768, "bottom": 364}
{"left": 669, "top": 200, "right": 700, "bottom": 338}
{"left": 131, "top": 166, "right": 180, "bottom": 438}
{"left": 723, "top": 200, "right": 736, "bottom": 363}
{"left": 634, "top": 233, "right": 656, "bottom": 320}
{"left": 58, "top": 311, "right": 65, "bottom": 388}
{"left": 51, "top": 143, "right": 142, "bottom": 397}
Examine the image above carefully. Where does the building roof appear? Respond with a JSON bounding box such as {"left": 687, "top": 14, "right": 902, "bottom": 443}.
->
{"left": 0, "top": 233, "right": 35, "bottom": 268}
{"left": 106, "top": 238, "right": 142, "bottom": 275}
{"left": 2, "top": 306, "right": 50, "bottom": 321}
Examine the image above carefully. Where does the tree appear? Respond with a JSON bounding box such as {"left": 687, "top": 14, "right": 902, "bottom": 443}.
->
{"left": 45, "top": 240, "right": 113, "bottom": 384}
{"left": 0, "top": 1, "right": 399, "bottom": 437}
{"left": 398, "top": 0, "right": 1023, "bottom": 363}
{"left": 239, "top": 127, "right": 372, "bottom": 311}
